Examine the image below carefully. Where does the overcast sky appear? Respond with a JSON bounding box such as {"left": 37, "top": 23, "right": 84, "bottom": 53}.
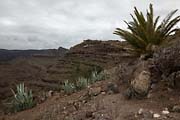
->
{"left": 0, "top": 0, "right": 179, "bottom": 49}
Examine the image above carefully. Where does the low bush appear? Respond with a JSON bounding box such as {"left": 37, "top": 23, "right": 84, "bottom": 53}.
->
{"left": 10, "top": 83, "right": 35, "bottom": 112}
{"left": 76, "top": 77, "right": 89, "bottom": 90}
{"left": 62, "top": 70, "right": 106, "bottom": 94}
{"left": 89, "top": 70, "right": 106, "bottom": 84}
{"left": 62, "top": 80, "right": 76, "bottom": 94}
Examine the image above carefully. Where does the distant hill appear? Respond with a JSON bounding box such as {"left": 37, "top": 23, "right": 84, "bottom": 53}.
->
{"left": 0, "top": 47, "right": 68, "bottom": 61}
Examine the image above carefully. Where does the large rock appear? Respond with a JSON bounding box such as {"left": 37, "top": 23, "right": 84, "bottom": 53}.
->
{"left": 149, "top": 39, "right": 180, "bottom": 89}
{"left": 122, "top": 60, "right": 153, "bottom": 99}
{"left": 166, "top": 71, "right": 180, "bottom": 88}
{"left": 131, "top": 70, "right": 151, "bottom": 98}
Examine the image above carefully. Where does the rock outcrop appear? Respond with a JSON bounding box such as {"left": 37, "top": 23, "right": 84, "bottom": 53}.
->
{"left": 150, "top": 33, "right": 180, "bottom": 88}
{"left": 131, "top": 70, "right": 151, "bottom": 97}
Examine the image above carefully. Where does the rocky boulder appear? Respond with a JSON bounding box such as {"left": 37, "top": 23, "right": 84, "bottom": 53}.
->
{"left": 131, "top": 70, "right": 151, "bottom": 98}
{"left": 123, "top": 60, "right": 153, "bottom": 99}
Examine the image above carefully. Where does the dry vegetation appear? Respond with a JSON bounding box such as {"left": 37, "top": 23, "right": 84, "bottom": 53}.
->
{"left": 0, "top": 4, "right": 180, "bottom": 120}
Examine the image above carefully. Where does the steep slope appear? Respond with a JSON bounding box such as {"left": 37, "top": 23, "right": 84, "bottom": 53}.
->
{"left": 0, "top": 40, "right": 135, "bottom": 114}
{"left": 44, "top": 40, "right": 136, "bottom": 83}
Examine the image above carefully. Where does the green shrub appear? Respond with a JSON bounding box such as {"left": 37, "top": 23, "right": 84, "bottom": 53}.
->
{"left": 72, "top": 64, "right": 103, "bottom": 81}
{"left": 11, "top": 83, "right": 35, "bottom": 112}
{"left": 76, "top": 77, "right": 89, "bottom": 90}
{"left": 89, "top": 70, "right": 106, "bottom": 84}
{"left": 114, "top": 4, "right": 180, "bottom": 55}
{"left": 62, "top": 80, "right": 76, "bottom": 94}
{"left": 62, "top": 70, "right": 106, "bottom": 94}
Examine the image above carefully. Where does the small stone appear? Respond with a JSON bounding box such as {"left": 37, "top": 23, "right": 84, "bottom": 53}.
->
{"left": 151, "top": 84, "right": 156, "bottom": 89}
{"left": 107, "top": 82, "right": 119, "bottom": 93}
{"left": 135, "top": 113, "right": 138, "bottom": 118}
{"left": 172, "top": 105, "right": 180, "bottom": 112}
{"left": 40, "top": 97, "right": 46, "bottom": 102}
{"left": 147, "top": 93, "right": 153, "bottom": 98}
{"left": 82, "top": 100, "right": 87, "bottom": 103}
{"left": 149, "top": 110, "right": 153, "bottom": 114}
{"left": 89, "top": 87, "right": 101, "bottom": 96}
{"left": 48, "top": 90, "right": 54, "bottom": 97}
{"left": 138, "top": 108, "right": 144, "bottom": 115}
{"left": 101, "top": 92, "right": 106, "bottom": 95}
{"left": 162, "top": 110, "right": 170, "bottom": 115}
{"left": 167, "top": 88, "right": 173, "bottom": 92}
{"left": 86, "top": 111, "right": 93, "bottom": 118}
{"left": 153, "top": 113, "right": 160, "bottom": 118}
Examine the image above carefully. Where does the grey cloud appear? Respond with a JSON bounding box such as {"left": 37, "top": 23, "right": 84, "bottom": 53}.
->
{"left": 0, "top": 0, "right": 179, "bottom": 49}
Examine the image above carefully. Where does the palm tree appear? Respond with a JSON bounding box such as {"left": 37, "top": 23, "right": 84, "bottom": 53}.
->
{"left": 114, "top": 4, "right": 180, "bottom": 55}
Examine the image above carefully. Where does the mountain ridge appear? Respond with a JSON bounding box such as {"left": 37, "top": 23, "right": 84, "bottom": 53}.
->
{"left": 0, "top": 47, "right": 68, "bottom": 61}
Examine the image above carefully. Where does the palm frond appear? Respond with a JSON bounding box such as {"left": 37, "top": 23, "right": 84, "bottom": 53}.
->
{"left": 114, "top": 3, "right": 180, "bottom": 55}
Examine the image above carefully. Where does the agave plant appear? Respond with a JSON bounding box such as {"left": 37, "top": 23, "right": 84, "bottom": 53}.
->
{"left": 76, "top": 77, "right": 88, "bottom": 90}
{"left": 62, "top": 80, "right": 76, "bottom": 94}
{"left": 114, "top": 4, "right": 180, "bottom": 54}
{"left": 11, "top": 83, "right": 35, "bottom": 112}
{"left": 89, "top": 70, "right": 105, "bottom": 84}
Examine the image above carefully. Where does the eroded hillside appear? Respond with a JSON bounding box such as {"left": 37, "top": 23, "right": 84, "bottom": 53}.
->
{"left": 1, "top": 31, "right": 180, "bottom": 120}
{"left": 0, "top": 40, "right": 135, "bottom": 114}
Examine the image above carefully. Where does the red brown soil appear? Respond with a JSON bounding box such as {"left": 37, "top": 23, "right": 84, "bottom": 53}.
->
{"left": 2, "top": 80, "right": 180, "bottom": 120}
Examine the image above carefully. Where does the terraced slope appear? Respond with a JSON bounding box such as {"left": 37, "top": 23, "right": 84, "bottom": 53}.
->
{"left": 44, "top": 40, "right": 136, "bottom": 83}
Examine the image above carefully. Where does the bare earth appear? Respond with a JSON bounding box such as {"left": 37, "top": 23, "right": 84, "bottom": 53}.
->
{"left": 2, "top": 79, "right": 180, "bottom": 120}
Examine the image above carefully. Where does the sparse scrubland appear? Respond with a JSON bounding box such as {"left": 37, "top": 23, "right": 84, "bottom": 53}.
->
{"left": 61, "top": 70, "right": 105, "bottom": 94}
{"left": 1, "top": 3, "right": 180, "bottom": 120}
